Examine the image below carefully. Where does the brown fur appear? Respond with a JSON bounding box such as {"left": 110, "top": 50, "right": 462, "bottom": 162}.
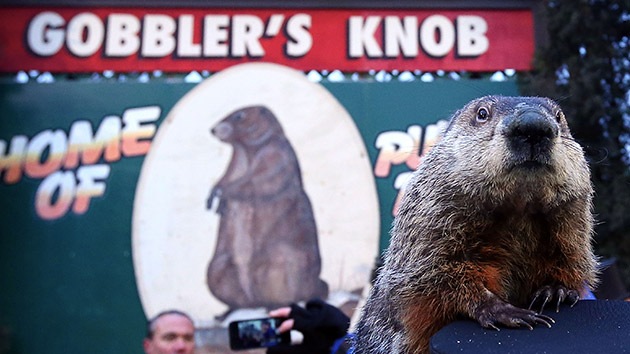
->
{"left": 354, "top": 96, "right": 598, "bottom": 353}
{"left": 206, "top": 105, "right": 328, "bottom": 312}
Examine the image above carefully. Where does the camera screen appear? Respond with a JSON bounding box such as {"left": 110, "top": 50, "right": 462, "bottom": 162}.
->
{"left": 234, "top": 318, "right": 283, "bottom": 348}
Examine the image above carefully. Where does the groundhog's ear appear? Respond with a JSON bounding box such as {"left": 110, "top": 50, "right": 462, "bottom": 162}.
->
{"left": 444, "top": 108, "right": 464, "bottom": 133}
{"left": 259, "top": 106, "right": 278, "bottom": 121}
{"left": 259, "top": 106, "right": 270, "bottom": 116}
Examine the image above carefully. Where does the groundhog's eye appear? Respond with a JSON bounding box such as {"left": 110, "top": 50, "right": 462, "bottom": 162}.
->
{"left": 476, "top": 107, "right": 489, "bottom": 123}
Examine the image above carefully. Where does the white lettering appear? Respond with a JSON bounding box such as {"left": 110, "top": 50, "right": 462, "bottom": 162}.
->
{"left": 66, "top": 13, "right": 104, "bottom": 57}
{"left": 177, "top": 14, "right": 201, "bottom": 57}
{"left": 106, "top": 14, "right": 141, "bottom": 57}
{"left": 24, "top": 12, "right": 320, "bottom": 61}
{"left": 21, "top": 12, "right": 495, "bottom": 65}
{"left": 142, "top": 14, "right": 176, "bottom": 57}
{"left": 285, "top": 14, "right": 312, "bottom": 57}
{"left": 27, "top": 11, "right": 66, "bottom": 56}
{"left": 373, "top": 127, "right": 421, "bottom": 177}
{"left": 0, "top": 136, "right": 28, "bottom": 184}
{"left": 64, "top": 117, "right": 122, "bottom": 168}
{"left": 121, "top": 106, "right": 160, "bottom": 156}
{"left": 457, "top": 15, "right": 489, "bottom": 57}
{"left": 348, "top": 16, "right": 383, "bottom": 58}
{"left": 36, "top": 170, "right": 76, "bottom": 220}
{"left": 25, "top": 130, "right": 67, "bottom": 179}
{"left": 74, "top": 165, "right": 110, "bottom": 214}
{"left": 203, "top": 15, "right": 229, "bottom": 57}
{"left": 384, "top": 16, "right": 418, "bottom": 58}
{"left": 231, "top": 15, "right": 265, "bottom": 57}
{"left": 266, "top": 14, "right": 284, "bottom": 36}
{"left": 420, "top": 15, "right": 455, "bottom": 57}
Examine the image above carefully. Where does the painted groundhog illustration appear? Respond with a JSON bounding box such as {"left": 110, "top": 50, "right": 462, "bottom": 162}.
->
{"left": 206, "top": 105, "right": 328, "bottom": 312}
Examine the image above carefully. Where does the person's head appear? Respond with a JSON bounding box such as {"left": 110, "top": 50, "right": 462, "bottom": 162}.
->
{"left": 143, "top": 310, "right": 195, "bottom": 354}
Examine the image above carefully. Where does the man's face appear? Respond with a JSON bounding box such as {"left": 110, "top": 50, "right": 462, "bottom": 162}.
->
{"left": 143, "top": 313, "right": 195, "bottom": 354}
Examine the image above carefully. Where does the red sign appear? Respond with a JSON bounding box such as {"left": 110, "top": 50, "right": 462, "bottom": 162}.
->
{"left": 0, "top": 7, "right": 534, "bottom": 73}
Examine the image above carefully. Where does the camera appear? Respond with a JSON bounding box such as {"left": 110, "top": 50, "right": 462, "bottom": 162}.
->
{"left": 228, "top": 317, "right": 291, "bottom": 351}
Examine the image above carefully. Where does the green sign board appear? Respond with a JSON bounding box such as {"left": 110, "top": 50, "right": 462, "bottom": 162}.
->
{"left": 0, "top": 64, "right": 518, "bottom": 354}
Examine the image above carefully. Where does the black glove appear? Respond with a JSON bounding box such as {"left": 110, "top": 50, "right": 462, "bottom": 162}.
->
{"left": 267, "top": 299, "right": 350, "bottom": 354}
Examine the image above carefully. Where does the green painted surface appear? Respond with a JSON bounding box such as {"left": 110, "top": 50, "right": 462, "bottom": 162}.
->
{"left": 0, "top": 79, "right": 519, "bottom": 353}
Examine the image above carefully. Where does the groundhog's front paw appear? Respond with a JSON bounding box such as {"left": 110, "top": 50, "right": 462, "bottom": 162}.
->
{"left": 474, "top": 297, "right": 554, "bottom": 331}
{"left": 528, "top": 285, "right": 580, "bottom": 313}
{"left": 207, "top": 187, "right": 223, "bottom": 211}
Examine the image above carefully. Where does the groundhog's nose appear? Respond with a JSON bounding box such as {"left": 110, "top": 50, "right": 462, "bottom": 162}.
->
{"left": 211, "top": 122, "right": 233, "bottom": 140}
{"left": 507, "top": 110, "right": 558, "bottom": 144}
{"left": 504, "top": 109, "right": 559, "bottom": 166}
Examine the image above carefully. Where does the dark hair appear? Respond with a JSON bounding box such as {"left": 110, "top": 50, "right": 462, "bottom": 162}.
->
{"left": 145, "top": 310, "right": 194, "bottom": 339}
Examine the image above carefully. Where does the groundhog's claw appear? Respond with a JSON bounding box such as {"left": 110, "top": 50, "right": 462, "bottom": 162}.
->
{"left": 529, "top": 285, "right": 580, "bottom": 313}
{"left": 475, "top": 297, "right": 554, "bottom": 331}
{"left": 486, "top": 323, "right": 501, "bottom": 331}
{"left": 533, "top": 313, "right": 555, "bottom": 327}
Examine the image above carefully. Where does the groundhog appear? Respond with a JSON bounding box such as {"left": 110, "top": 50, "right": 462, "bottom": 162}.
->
{"left": 206, "top": 105, "right": 328, "bottom": 313}
{"left": 354, "top": 96, "right": 598, "bottom": 354}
